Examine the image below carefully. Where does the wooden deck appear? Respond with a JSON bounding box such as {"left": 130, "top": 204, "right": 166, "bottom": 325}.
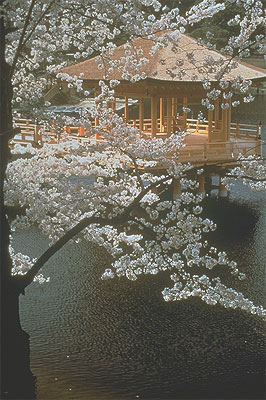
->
{"left": 10, "top": 118, "right": 261, "bottom": 166}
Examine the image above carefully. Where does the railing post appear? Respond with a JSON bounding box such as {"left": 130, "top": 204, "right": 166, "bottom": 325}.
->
{"left": 196, "top": 120, "right": 199, "bottom": 133}
{"left": 230, "top": 142, "right": 234, "bottom": 158}
{"left": 78, "top": 126, "right": 85, "bottom": 137}
{"left": 236, "top": 123, "right": 240, "bottom": 138}
{"left": 34, "top": 125, "right": 42, "bottom": 146}
{"left": 256, "top": 123, "right": 262, "bottom": 140}
{"left": 256, "top": 123, "right": 262, "bottom": 156}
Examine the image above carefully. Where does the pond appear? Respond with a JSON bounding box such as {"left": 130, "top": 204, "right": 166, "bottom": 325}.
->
{"left": 15, "top": 187, "right": 265, "bottom": 400}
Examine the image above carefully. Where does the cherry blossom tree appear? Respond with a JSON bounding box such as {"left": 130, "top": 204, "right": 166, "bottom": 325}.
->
{"left": 0, "top": 0, "right": 265, "bottom": 398}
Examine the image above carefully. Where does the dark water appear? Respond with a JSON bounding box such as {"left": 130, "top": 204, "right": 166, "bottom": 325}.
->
{"left": 16, "top": 182, "right": 265, "bottom": 400}
{"left": 16, "top": 96, "right": 265, "bottom": 400}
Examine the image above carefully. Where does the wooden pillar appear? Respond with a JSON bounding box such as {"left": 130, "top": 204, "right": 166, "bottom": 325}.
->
{"left": 227, "top": 99, "right": 231, "bottom": 140}
{"left": 223, "top": 107, "right": 230, "bottom": 141}
{"left": 256, "top": 138, "right": 262, "bottom": 156}
{"left": 207, "top": 109, "right": 213, "bottom": 142}
{"left": 218, "top": 180, "right": 228, "bottom": 197}
{"left": 167, "top": 97, "right": 172, "bottom": 136}
{"left": 124, "top": 96, "right": 128, "bottom": 123}
{"left": 34, "top": 125, "right": 42, "bottom": 146}
{"left": 197, "top": 174, "right": 205, "bottom": 195}
{"left": 111, "top": 99, "right": 116, "bottom": 111}
{"left": 139, "top": 98, "right": 144, "bottom": 132}
{"left": 183, "top": 96, "right": 188, "bottom": 129}
{"left": 160, "top": 98, "right": 164, "bottom": 132}
{"left": 173, "top": 178, "right": 181, "bottom": 199}
{"left": 221, "top": 107, "right": 227, "bottom": 141}
{"left": 94, "top": 95, "right": 101, "bottom": 140}
{"left": 151, "top": 96, "right": 157, "bottom": 139}
{"left": 94, "top": 115, "right": 99, "bottom": 139}
{"left": 172, "top": 98, "right": 177, "bottom": 131}
{"left": 256, "top": 123, "right": 262, "bottom": 156}
{"left": 78, "top": 126, "right": 85, "bottom": 137}
{"left": 172, "top": 97, "right": 176, "bottom": 118}
{"left": 214, "top": 99, "right": 219, "bottom": 129}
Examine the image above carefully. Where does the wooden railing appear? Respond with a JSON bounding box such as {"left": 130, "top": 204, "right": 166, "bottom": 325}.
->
{"left": 230, "top": 122, "right": 260, "bottom": 139}
{"left": 178, "top": 140, "right": 260, "bottom": 164}
{"left": 126, "top": 118, "right": 209, "bottom": 133}
{"left": 11, "top": 118, "right": 261, "bottom": 163}
{"left": 126, "top": 118, "right": 261, "bottom": 138}
{"left": 13, "top": 117, "right": 260, "bottom": 139}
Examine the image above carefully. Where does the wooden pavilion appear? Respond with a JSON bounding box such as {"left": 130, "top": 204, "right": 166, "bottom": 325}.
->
{"left": 13, "top": 32, "right": 265, "bottom": 172}
{"left": 11, "top": 34, "right": 265, "bottom": 196}
{"left": 59, "top": 32, "right": 265, "bottom": 147}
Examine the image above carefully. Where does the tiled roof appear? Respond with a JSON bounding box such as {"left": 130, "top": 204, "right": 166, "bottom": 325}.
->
{"left": 59, "top": 32, "right": 266, "bottom": 83}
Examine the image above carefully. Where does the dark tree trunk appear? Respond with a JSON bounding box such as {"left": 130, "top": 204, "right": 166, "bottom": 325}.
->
{"left": 1, "top": 284, "right": 36, "bottom": 399}
{"left": 0, "top": 7, "right": 36, "bottom": 399}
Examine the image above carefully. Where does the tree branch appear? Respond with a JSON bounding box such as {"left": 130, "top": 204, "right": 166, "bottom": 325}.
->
{"left": 22, "top": 215, "right": 118, "bottom": 289}
{"left": 10, "top": 0, "right": 57, "bottom": 77}
{"left": 20, "top": 175, "right": 171, "bottom": 289}
{"left": 10, "top": 0, "right": 37, "bottom": 76}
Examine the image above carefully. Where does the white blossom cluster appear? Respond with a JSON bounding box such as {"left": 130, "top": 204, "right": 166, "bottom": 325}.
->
{"left": 2, "top": 0, "right": 263, "bottom": 113}
{"left": 6, "top": 116, "right": 266, "bottom": 318}
{"left": 222, "top": 156, "right": 266, "bottom": 191}
{"left": 226, "top": 0, "right": 265, "bottom": 56}
{"left": 2, "top": 0, "right": 266, "bottom": 318}
{"left": 162, "top": 274, "right": 265, "bottom": 317}
{"left": 9, "top": 245, "right": 50, "bottom": 284}
{"left": 186, "top": 0, "right": 225, "bottom": 25}
{"left": 1, "top": 0, "right": 188, "bottom": 108}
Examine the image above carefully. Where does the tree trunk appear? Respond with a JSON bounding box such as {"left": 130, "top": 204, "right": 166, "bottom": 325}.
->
{"left": 1, "top": 284, "right": 36, "bottom": 399}
{"left": 0, "top": 8, "right": 36, "bottom": 399}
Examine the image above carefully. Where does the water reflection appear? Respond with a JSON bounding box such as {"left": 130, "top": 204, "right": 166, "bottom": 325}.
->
{"left": 17, "top": 182, "right": 265, "bottom": 400}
